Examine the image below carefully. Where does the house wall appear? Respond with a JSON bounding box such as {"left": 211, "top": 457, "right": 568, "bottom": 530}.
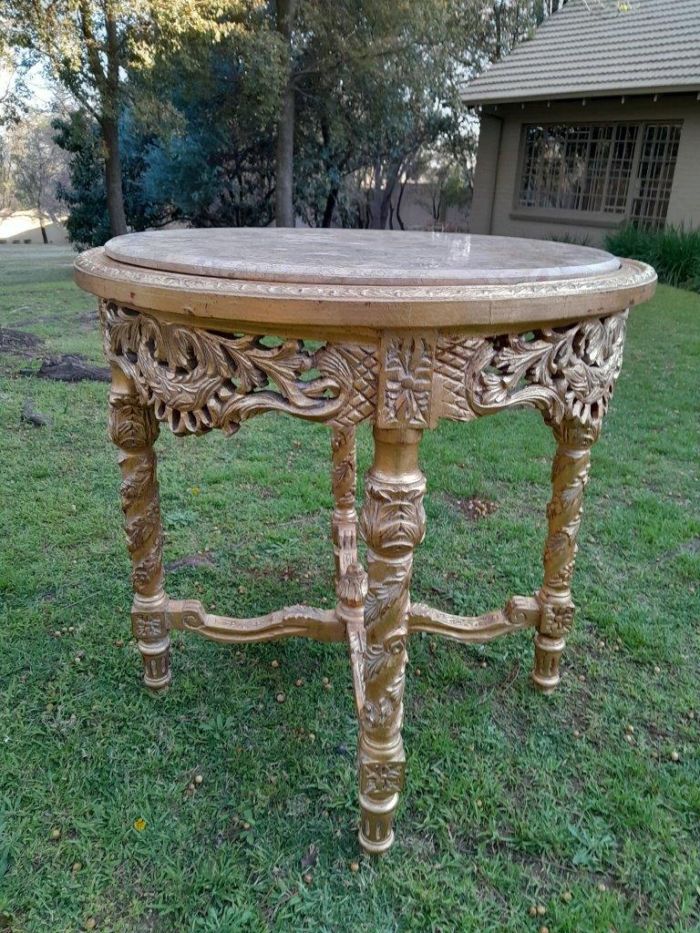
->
{"left": 470, "top": 94, "right": 700, "bottom": 244}
{"left": 0, "top": 210, "right": 71, "bottom": 245}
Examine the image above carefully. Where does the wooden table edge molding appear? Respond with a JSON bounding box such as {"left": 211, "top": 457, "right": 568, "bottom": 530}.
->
{"left": 75, "top": 248, "right": 656, "bottom": 340}
{"left": 73, "top": 230, "right": 657, "bottom": 856}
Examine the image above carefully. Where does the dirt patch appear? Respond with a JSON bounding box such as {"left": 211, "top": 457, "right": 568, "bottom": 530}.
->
{"left": 444, "top": 492, "right": 498, "bottom": 521}
{"left": 659, "top": 536, "right": 700, "bottom": 562}
{"left": 34, "top": 354, "right": 110, "bottom": 383}
{"left": 77, "top": 310, "right": 100, "bottom": 332}
{"left": 0, "top": 327, "right": 43, "bottom": 355}
{"left": 165, "top": 552, "right": 216, "bottom": 573}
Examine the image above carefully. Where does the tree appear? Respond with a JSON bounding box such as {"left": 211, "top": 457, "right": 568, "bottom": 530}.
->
{"left": 13, "top": 0, "right": 533, "bottom": 242}
{"left": 0, "top": 49, "right": 30, "bottom": 127}
{"left": 2, "top": 0, "right": 255, "bottom": 237}
{"left": 3, "top": 1, "right": 133, "bottom": 236}
{"left": 269, "top": 0, "right": 477, "bottom": 228}
{"left": 479, "top": 0, "right": 567, "bottom": 65}
{"left": 9, "top": 114, "right": 69, "bottom": 242}
{"left": 273, "top": 0, "right": 296, "bottom": 226}
{"left": 132, "top": 22, "right": 282, "bottom": 228}
{"left": 53, "top": 106, "right": 172, "bottom": 249}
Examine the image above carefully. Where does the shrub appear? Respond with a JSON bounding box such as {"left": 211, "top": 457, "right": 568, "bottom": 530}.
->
{"left": 605, "top": 225, "right": 700, "bottom": 292}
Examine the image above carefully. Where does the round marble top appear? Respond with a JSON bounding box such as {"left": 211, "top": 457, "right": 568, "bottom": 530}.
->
{"left": 104, "top": 228, "right": 620, "bottom": 287}
{"left": 75, "top": 229, "right": 656, "bottom": 337}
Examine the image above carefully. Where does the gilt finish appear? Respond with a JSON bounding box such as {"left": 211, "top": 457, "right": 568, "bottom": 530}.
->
{"left": 76, "top": 229, "right": 656, "bottom": 856}
{"left": 108, "top": 366, "right": 170, "bottom": 689}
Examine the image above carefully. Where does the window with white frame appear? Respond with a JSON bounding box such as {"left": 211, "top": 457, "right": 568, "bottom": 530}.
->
{"left": 517, "top": 121, "right": 682, "bottom": 229}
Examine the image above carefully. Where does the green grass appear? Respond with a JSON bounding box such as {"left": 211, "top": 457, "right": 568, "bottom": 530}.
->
{"left": 605, "top": 226, "right": 700, "bottom": 292}
{"left": 1, "top": 246, "right": 699, "bottom": 932}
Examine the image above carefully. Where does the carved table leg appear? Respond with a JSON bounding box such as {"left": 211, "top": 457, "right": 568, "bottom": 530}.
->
{"left": 331, "top": 425, "right": 358, "bottom": 583}
{"left": 533, "top": 418, "right": 599, "bottom": 693}
{"left": 357, "top": 427, "right": 426, "bottom": 854}
{"left": 108, "top": 366, "right": 170, "bottom": 690}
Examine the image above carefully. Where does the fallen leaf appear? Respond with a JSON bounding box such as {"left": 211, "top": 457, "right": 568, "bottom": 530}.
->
{"left": 301, "top": 844, "right": 318, "bottom": 871}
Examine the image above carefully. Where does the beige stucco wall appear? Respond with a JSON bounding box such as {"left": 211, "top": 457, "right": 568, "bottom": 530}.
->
{"left": 0, "top": 210, "right": 71, "bottom": 245}
{"left": 470, "top": 93, "right": 700, "bottom": 244}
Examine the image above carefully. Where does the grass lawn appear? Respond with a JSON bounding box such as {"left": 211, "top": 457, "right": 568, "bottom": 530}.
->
{"left": 0, "top": 245, "right": 699, "bottom": 932}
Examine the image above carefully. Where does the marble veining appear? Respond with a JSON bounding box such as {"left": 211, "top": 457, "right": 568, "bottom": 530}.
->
{"left": 104, "top": 228, "right": 620, "bottom": 286}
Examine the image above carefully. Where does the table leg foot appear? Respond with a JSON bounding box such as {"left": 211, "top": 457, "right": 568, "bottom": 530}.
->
{"left": 133, "top": 595, "right": 171, "bottom": 691}
{"left": 138, "top": 635, "right": 172, "bottom": 691}
{"left": 357, "top": 427, "right": 425, "bottom": 855}
{"left": 359, "top": 780, "right": 398, "bottom": 855}
{"left": 358, "top": 740, "right": 404, "bottom": 854}
{"left": 532, "top": 633, "right": 565, "bottom": 693}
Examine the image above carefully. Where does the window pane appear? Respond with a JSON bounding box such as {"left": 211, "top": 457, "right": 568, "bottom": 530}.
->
{"left": 518, "top": 120, "right": 682, "bottom": 227}
{"left": 518, "top": 122, "right": 638, "bottom": 215}
{"left": 603, "top": 124, "right": 639, "bottom": 212}
{"left": 630, "top": 123, "right": 682, "bottom": 231}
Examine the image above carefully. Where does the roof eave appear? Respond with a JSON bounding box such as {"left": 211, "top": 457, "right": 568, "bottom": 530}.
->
{"left": 461, "top": 83, "right": 700, "bottom": 106}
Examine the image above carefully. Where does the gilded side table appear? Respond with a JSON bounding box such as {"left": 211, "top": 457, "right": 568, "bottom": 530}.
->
{"left": 75, "top": 229, "right": 656, "bottom": 854}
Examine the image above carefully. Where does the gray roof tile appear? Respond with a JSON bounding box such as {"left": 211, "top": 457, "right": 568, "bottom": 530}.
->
{"left": 462, "top": 0, "right": 700, "bottom": 103}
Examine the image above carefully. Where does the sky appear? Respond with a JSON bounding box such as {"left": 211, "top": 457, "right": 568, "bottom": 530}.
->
{"left": 1, "top": 61, "right": 57, "bottom": 113}
{"left": 25, "top": 65, "right": 56, "bottom": 109}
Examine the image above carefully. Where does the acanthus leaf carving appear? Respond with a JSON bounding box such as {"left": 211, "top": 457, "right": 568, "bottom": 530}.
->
{"left": 102, "top": 301, "right": 628, "bottom": 437}
{"left": 436, "top": 311, "right": 628, "bottom": 430}
{"left": 359, "top": 480, "right": 427, "bottom": 558}
{"left": 101, "top": 301, "right": 378, "bottom": 436}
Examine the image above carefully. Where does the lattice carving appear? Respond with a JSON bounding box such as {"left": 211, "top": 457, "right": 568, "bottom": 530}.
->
{"left": 101, "top": 301, "right": 378, "bottom": 436}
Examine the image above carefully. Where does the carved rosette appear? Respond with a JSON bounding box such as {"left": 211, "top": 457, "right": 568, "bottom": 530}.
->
{"left": 377, "top": 335, "right": 435, "bottom": 428}
{"left": 360, "top": 761, "right": 404, "bottom": 796}
{"left": 100, "top": 301, "right": 378, "bottom": 436}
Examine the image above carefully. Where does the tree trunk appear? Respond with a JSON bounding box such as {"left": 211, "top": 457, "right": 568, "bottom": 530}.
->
{"left": 321, "top": 183, "right": 339, "bottom": 227}
{"left": 274, "top": 0, "right": 297, "bottom": 228}
{"left": 368, "top": 160, "right": 384, "bottom": 229}
{"left": 493, "top": 1, "right": 503, "bottom": 61}
{"left": 275, "top": 82, "right": 295, "bottom": 227}
{"left": 40, "top": 222, "right": 48, "bottom": 245}
{"left": 395, "top": 180, "right": 408, "bottom": 231}
{"left": 378, "top": 189, "right": 393, "bottom": 230}
{"left": 319, "top": 118, "right": 337, "bottom": 228}
{"left": 101, "top": 116, "right": 127, "bottom": 237}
